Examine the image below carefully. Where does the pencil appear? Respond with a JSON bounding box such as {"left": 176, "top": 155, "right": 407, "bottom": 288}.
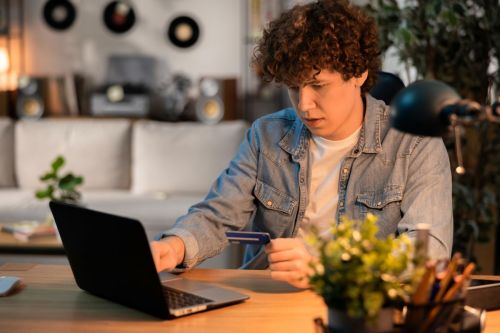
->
{"left": 434, "top": 253, "right": 461, "bottom": 302}
{"left": 412, "top": 261, "right": 436, "bottom": 304}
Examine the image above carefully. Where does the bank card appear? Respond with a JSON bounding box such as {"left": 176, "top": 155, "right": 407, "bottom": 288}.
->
{"left": 225, "top": 231, "right": 271, "bottom": 245}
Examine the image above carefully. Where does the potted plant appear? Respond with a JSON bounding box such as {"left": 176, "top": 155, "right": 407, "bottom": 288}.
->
{"left": 35, "top": 155, "right": 84, "bottom": 204}
{"left": 363, "top": 0, "right": 500, "bottom": 267}
{"left": 306, "top": 214, "right": 419, "bottom": 332}
{"left": 35, "top": 155, "right": 84, "bottom": 229}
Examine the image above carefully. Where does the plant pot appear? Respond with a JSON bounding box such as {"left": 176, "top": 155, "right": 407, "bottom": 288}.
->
{"left": 327, "top": 307, "right": 394, "bottom": 333}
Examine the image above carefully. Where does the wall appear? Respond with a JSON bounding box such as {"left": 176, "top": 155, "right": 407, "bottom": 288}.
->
{"left": 23, "top": 0, "right": 243, "bottom": 88}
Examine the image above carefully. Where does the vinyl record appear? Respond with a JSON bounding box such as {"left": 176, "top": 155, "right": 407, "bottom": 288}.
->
{"left": 42, "top": 0, "right": 77, "bottom": 31}
{"left": 103, "top": 1, "right": 136, "bottom": 34}
{"left": 167, "top": 16, "right": 200, "bottom": 48}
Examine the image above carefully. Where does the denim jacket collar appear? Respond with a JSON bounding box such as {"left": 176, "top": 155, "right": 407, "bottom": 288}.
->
{"left": 357, "top": 94, "right": 390, "bottom": 155}
{"left": 279, "top": 94, "right": 389, "bottom": 160}
{"left": 278, "top": 116, "right": 310, "bottom": 161}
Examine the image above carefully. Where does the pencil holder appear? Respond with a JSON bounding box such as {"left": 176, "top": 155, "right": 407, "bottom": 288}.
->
{"left": 313, "top": 300, "right": 485, "bottom": 333}
{"left": 400, "top": 298, "right": 465, "bottom": 333}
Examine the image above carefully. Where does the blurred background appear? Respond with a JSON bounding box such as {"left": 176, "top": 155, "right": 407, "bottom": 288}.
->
{"left": 0, "top": 0, "right": 498, "bottom": 273}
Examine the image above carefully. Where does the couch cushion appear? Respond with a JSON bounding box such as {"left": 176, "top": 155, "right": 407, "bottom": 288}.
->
{"left": 15, "top": 119, "right": 131, "bottom": 190}
{"left": 0, "top": 118, "right": 15, "bottom": 187}
{"left": 132, "top": 120, "right": 247, "bottom": 194}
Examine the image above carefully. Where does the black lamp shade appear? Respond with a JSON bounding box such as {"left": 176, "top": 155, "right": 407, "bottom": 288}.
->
{"left": 370, "top": 71, "right": 405, "bottom": 106}
{"left": 390, "top": 80, "right": 461, "bottom": 136}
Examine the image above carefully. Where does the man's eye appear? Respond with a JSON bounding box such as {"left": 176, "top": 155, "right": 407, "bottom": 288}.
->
{"left": 311, "top": 83, "right": 325, "bottom": 89}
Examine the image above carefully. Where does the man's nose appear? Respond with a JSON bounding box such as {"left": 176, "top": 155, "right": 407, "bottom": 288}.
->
{"left": 297, "top": 87, "right": 315, "bottom": 112}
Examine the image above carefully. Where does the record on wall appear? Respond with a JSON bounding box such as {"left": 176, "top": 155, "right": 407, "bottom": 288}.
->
{"left": 103, "top": 1, "right": 136, "bottom": 34}
{"left": 167, "top": 15, "right": 200, "bottom": 49}
{"left": 42, "top": 0, "right": 77, "bottom": 31}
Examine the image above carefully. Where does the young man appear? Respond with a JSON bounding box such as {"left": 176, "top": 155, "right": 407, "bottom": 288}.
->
{"left": 150, "top": 0, "right": 452, "bottom": 288}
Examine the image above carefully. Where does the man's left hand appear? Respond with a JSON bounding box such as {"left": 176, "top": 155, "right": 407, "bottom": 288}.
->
{"left": 265, "top": 238, "right": 314, "bottom": 289}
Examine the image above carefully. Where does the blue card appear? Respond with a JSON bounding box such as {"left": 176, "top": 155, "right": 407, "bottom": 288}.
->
{"left": 225, "top": 231, "right": 271, "bottom": 245}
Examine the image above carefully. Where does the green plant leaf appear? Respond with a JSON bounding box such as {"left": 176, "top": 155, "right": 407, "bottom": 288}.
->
{"left": 35, "top": 185, "right": 54, "bottom": 200}
{"left": 59, "top": 173, "right": 83, "bottom": 190}
{"left": 39, "top": 172, "right": 56, "bottom": 181}
{"left": 451, "top": 3, "right": 465, "bottom": 16}
{"left": 51, "top": 156, "right": 65, "bottom": 172}
{"left": 433, "top": 0, "right": 442, "bottom": 15}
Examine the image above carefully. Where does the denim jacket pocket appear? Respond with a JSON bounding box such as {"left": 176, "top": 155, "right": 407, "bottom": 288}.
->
{"left": 254, "top": 179, "right": 297, "bottom": 215}
{"left": 356, "top": 186, "right": 403, "bottom": 209}
{"left": 355, "top": 186, "right": 403, "bottom": 236}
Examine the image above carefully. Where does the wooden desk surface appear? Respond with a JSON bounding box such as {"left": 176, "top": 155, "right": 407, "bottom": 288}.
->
{"left": 0, "top": 264, "right": 499, "bottom": 333}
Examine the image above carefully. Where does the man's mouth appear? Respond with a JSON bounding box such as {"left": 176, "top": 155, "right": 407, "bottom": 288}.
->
{"left": 303, "top": 118, "right": 323, "bottom": 127}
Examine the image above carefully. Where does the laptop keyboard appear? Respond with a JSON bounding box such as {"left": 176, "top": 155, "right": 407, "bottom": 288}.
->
{"left": 162, "top": 286, "right": 213, "bottom": 309}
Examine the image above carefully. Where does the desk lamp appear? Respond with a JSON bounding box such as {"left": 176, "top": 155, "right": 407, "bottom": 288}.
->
{"left": 390, "top": 80, "right": 500, "bottom": 174}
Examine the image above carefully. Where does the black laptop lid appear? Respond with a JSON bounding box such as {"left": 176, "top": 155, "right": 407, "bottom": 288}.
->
{"left": 49, "top": 201, "right": 170, "bottom": 319}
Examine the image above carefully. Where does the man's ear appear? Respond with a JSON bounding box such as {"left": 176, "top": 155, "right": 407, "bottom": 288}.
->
{"left": 355, "top": 70, "right": 369, "bottom": 88}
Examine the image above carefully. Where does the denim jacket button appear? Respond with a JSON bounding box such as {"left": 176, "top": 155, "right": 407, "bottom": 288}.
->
{"left": 377, "top": 201, "right": 382, "bottom": 206}
{"left": 300, "top": 177, "right": 305, "bottom": 184}
{"left": 339, "top": 201, "right": 344, "bottom": 207}
{"left": 266, "top": 200, "right": 273, "bottom": 207}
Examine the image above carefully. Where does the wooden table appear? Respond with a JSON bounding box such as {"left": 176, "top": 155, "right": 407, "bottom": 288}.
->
{"left": 0, "top": 264, "right": 499, "bottom": 333}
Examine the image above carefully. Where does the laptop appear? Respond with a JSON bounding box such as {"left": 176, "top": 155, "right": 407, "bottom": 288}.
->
{"left": 49, "top": 201, "right": 249, "bottom": 319}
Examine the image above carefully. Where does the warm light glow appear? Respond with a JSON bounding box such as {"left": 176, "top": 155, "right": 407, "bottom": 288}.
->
{"left": 0, "top": 48, "right": 9, "bottom": 73}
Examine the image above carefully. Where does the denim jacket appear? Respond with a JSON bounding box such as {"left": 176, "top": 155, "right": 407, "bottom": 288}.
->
{"left": 161, "top": 94, "right": 453, "bottom": 269}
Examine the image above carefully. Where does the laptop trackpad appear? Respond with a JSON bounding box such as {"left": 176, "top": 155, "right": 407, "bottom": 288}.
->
{"left": 163, "top": 278, "right": 248, "bottom": 304}
{"left": 163, "top": 278, "right": 212, "bottom": 292}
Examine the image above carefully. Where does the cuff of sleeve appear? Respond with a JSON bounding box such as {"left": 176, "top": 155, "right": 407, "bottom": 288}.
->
{"left": 154, "top": 228, "right": 200, "bottom": 269}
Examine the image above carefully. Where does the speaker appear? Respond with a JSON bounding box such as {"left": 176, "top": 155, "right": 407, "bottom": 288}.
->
{"left": 16, "top": 77, "right": 46, "bottom": 119}
{"left": 194, "top": 77, "right": 237, "bottom": 124}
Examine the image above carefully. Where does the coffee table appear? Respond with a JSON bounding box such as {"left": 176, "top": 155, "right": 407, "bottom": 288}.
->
{"left": 0, "top": 223, "right": 64, "bottom": 255}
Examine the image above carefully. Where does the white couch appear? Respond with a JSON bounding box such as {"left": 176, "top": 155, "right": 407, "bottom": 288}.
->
{"left": 0, "top": 117, "right": 248, "bottom": 268}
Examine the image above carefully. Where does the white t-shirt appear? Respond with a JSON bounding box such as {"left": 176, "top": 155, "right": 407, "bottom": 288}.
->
{"left": 298, "top": 126, "right": 361, "bottom": 238}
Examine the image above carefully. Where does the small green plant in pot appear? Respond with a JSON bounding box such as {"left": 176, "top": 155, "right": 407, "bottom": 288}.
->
{"left": 35, "top": 155, "right": 84, "bottom": 205}
{"left": 306, "top": 214, "right": 419, "bottom": 332}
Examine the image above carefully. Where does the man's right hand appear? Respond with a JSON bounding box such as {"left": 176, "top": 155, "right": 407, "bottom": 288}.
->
{"left": 150, "top": 236, "right": 186, "bottom": 272}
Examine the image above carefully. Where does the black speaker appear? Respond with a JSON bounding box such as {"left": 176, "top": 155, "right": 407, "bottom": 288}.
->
{"left": 16, "top": 77, "right": 46, "bottom": 119}
{"left": 194, "top": 77, "right": 237, "bottom": 124}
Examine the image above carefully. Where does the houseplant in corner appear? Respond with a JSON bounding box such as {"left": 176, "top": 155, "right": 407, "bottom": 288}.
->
{"left": 363, "top": 0, "right": 500, "bottom": 266}
{"left": 35, "top": 155, "right": 84, "bottom": 224}
{"left": 306, "top": 214, "right": 419, "bottom": 333}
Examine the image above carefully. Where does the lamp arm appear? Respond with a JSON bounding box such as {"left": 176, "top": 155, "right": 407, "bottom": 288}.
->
{"left": 441, "top": 100, "right": 482, "bottom": 125}
{"left": 441, "top": 99, "right": 500, "bottom": 126}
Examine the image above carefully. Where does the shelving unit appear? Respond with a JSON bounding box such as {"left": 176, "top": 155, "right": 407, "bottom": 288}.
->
{"left": 241, "top": 0, "right": 295, "bottom": 122}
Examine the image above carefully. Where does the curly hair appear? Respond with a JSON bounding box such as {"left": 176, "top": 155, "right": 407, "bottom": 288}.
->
{"left": 252, "top": 0, "right": 381, "bottom": 94}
